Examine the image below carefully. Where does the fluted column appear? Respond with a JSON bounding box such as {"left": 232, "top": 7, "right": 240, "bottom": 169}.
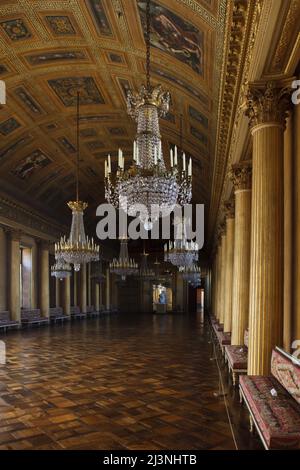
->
{"left": 230, "top": 162, "right": 252, "bottom": 345}
{"left": 105, "top": 268, "right": 110, "bottom": 310}
{"left": 223, "top": 201, "right": 235, "bottom": 333}
{"left": 88, "top": 263, "right": 91, "bottom": 307}
{"left": 0, "top": 227, "right": 7, "bottom": 311}
{"left": 80, "top": 264, "right": 87, "bottom": 313}
{"left": 219, "top": 225, "right": 226, "bottom": 325}
{"left": 40, "top": 241, "right": 50, "bottom": 318}
{"left": 293, "top": 98, "right": 300, "bottom": 343}
{"left": 215, "top": 237, "right": 222, "bottom": 321}
{"left": 73, "top": 271, "right": 77, "bottom": 306}
{"left": 283, "top": 114, "right": 293, "bottom": 351}
{"left": 31, "top": 240, "right": 38, "bottom": 309}
{"left": 63, "top": 277, "right": 71, "bottom": 315}
{"left": 94, "top": 282, "right": 100, "bottom": 312}
{"left": 246, "top": 82, "right": 291, "bottom": 375}
{"left": 10, "top": 231, "right": 21, "bottom": 321}
{"left": 55, "top": 278, "right": 60, "bottom": 308}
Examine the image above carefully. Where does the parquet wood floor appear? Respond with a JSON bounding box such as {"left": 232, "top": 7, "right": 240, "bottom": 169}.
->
{"left": 0, "top": 313, "right": 262, "bottom": 450}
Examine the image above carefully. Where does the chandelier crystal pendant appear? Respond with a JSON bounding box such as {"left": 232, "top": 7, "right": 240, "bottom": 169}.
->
{"left": 104, "top": 0, "right": 192, "bottom": 230}
{"left": 55, "top": 92, "right": 100, "bottom": 272}
{"left": 51, "top": 255, "right": 72, "bottom": 281}
{"left": 179, "top": 264, "right": 201, "bottom": 284}
{"left": 164, "top": 217, "right": 199, "bottom": 267}
{"left": 110, "top": 238, "right": 138, "bottom": 281}
{"left": 91, "top": 259, "right": 106, "bottom": 284}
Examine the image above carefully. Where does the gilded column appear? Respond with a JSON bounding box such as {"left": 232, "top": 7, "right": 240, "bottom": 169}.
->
{"left": 94, "top": 282, "right": 100, "bottom": 312}
{"left": 246, "top": 82, "right": 291, "bottom": 375}
{"left": 80, "top": 264, "right": 87, "bottom": 314}
{"left": 218, "top": 224, "right": 226, "bottom": 325}
{"left": 31, "top": 240, "right": 38, "bottom": 309}
{"left": 40, "top": 241, "right": 50, "bottom": 318}
{"left": 230, "top": 162, "right": 252, "bottom": 345}
{"left": 88, "top": 263, "right": 91, "bottom": 307}
{"left": 0, "top": 227, "right": 7, "bottom": 311}
{"left": 73, "top": 271, "right": 77, "bottom": 306}
{"left": 105, "top": 267, "right": 110, "bottom": 310}
{"left": 55, "top": 278, "right": 60, "bottom": 308}
{"left": 283, "top": 114, "right": 293, "bottom": 351}
{"left": 293, "top": 97, "right": 300, "bottom": 343}
{"left": 223, "top": 200, "right": 235, "bottom": 333}
{"left": 63, "top": 277, "right": 71, "bottom": 315}
{"left": 10, "top": 231, "right": 21, "bottom": 321}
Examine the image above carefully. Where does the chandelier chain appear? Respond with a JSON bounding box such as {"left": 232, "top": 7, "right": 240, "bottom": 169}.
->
{"left": 146, "top": 0, "right": 151, "bottom": 91}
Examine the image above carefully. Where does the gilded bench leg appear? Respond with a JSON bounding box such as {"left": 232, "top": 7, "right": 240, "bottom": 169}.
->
{"left": 249, "top": 414, "right": 254, "bottom": 434}
{"left": 239, "top": 389, "right": 243, "bottom": 404}
{"left": 232, "top": 372, "right": 237, "bottom": 387}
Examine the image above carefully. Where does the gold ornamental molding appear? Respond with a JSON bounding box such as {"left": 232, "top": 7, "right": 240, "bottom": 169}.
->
{"left": 209, "top": 0, "right": 261, "bottom": 251}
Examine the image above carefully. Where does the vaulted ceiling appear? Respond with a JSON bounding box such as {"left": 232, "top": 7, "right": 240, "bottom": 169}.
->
{"left": 0, "top": 0, "right": 226, "bottom": 228}
{"left": 0, "top": 0, "right": 298, "bottom": 251}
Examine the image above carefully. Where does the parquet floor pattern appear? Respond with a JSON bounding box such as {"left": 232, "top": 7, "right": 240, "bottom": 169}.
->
{"left": 0, "top": 313, "right": 262, "bottom": 450}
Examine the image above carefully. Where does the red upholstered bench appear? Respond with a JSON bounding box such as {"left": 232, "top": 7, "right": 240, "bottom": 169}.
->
{"left": 225, "top": 329, "right": 248, "bottom": 386}
{"left": 216, "top": 330, "right": 231, "bottom": 355}
{"left": 239, "top": 347, "right": 300, "bottom": 449}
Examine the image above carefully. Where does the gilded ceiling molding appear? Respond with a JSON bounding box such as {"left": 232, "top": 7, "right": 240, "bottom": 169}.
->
{"left": 209, "top": 0, "right": 262, "bottom": 246}
{"left": 269, "top": 0, "right": 300, "bottom": 75}
{"left": 0, "top": 196, "right": 66, "bottom": 240}
{"left": 229, "top": 160, "right": 252, "bottom": 191}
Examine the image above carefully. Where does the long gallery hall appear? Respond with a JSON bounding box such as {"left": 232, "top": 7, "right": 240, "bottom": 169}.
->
{"left": 0, "top": 0, "right": 300, "bottom": 455}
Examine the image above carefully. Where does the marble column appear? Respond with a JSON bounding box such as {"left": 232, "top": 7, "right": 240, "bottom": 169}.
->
{"left": 80, "top": 264, "right": 87, "bottom": 314}
{"left": 293, "top": 98, "right": 300, "bottom": 343}
{"left": 283, "top": 114, "right": 293, "bottom": 351}
{"left": 246, "top": 82, "right": 291, "bottom": 375}
{"left": 40, "top": 242, "right": 50, "bottom": 318}
{"left": 10, "top": 231, "right": 21, "bottom": 321}
{"left": 63, "top": 277, "right": 71, "bottom": 315}
{"left": 0, "top": 227, "right": 7, "bottom": 311}
{"left": 230, "top": 161, "right": 252, "bottom": 345}
{"left": 223, "top": 201, "right": 235, "bottom": 333}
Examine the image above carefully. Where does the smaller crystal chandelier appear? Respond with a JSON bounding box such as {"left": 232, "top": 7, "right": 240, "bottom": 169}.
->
{"left": 110, "top": 238, "right": 138, "bottom": 281}
{"left": 55, "top": 92, "right": 100, "bottom": 272}
{"left": 179, "top": 264, "right": 201, "bottom": 284}
{"left": 164, "top": 217, "right": 198, "bottom": 267}
{"left": 51, "top": 255, "right": 72, "bottom": 281}
{"left": 139, "top": 249, "right": 155, "bottom": 279}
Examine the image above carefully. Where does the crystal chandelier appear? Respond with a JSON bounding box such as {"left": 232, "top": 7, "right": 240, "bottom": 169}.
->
{"left": 104, "top": 0, "right": 192, "bottom": 230}
{"left": 179, "top": 264, "right": 201, "bottom": 284}
{"left": 55, "top": 92, "right": 100, "bottom": 272}
{"left": 139, "top": 250, "right": 155, "bottom": 279}
{"left": 110, "top": 238, "right": 138, "bottom": 281}
{"left": 164, "top": 217, "right": 198, "bottom": 267}
{"left": 51, "top": 255, "right": 72, "bottom": 281}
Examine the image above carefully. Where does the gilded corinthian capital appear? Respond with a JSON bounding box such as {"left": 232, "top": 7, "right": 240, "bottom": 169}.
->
{"left": 245, "top": 81, "right": 292, "bottom": 129}
{"left": 229, "top": 160, "right": 252, "bottom": 191}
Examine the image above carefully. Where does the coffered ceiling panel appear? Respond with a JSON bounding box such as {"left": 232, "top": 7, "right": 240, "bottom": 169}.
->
{"left": 0, "top": 0, "right": 227, "bottom": 225}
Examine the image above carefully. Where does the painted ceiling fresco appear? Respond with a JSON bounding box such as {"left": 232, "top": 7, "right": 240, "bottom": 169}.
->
{"left": 0, "top": 0, "right": 225, "bottom": 223}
